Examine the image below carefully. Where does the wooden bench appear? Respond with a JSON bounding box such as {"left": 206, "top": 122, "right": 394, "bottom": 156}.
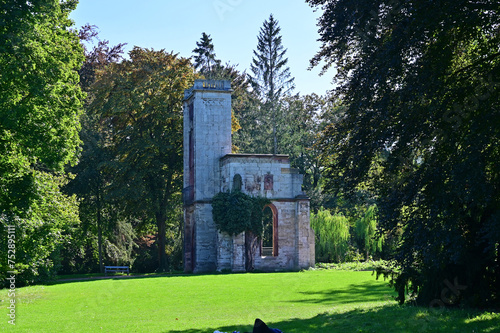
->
{"left": 104, "top": 266, "right": 130, "bottom": 276}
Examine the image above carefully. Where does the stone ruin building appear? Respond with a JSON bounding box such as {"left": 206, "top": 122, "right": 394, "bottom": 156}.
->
{"left": 183, "top": 79, "right": 315, "bottom": 273}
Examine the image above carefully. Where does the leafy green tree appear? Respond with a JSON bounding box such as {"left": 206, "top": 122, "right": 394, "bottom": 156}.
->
{"left": 89, "top": 47, "right": 196, "bottom": 272}
{"left": 64, "top": 25, "right": 127, "bottom": 274}
{"left": 192, "top": 32, "right": 221, "bottom": 78}
{"left": 0, "top": 0, "right": 84, "bottom": 284}
{"left": 249, "top": 14, "right": 295, "bottom": 154}
{"left": 310, "top": 208, "right": 350, "bottom": 263}
{"left": 0, "top": 0, "right": 84, "bottom": 210}
{"left": 279, "top": 94, "right": 325, "bottom": 187}
{"left": 1, "top": 174, "right": 80, "bottom": 285}
{"left": 354, "top": 205, "right": 384, "bottom": 260}
{"left": 309, "top": 0, "right": 500, "bottom": 307}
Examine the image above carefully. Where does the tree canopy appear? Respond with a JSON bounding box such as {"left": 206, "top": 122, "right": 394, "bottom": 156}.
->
{"left": 308, "top": 0, "right": 500, "bottom": 307}
{"left": 88, "top": 47, "right": 196, "bottom": 272}
{"left": 0, "top": 0, "right": 84, "bottom": 211}
{"left": 0, "top": 0, "right": 85, "bottom": 285}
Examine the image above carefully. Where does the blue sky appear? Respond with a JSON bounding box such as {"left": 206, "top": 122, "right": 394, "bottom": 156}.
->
{"left": 70, "top": 0, "right": 336, "bottom": 96}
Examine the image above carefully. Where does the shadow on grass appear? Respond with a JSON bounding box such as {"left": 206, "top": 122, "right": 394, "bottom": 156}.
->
{"left": 289, "top": 281, "right": 396, "bottom": 305}
{"left": 52, "top": 273, "right": 190, "bottom": 285}
{"left": 166, "top": 305, "right": 500, "bottom": 333}
{"left": 50, "top": 270, "right": 299, "bottom": 286}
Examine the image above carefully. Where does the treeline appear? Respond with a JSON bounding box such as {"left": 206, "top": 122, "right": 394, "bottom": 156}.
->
{"left": 0, "top": 5, "right": 358, "bottom": 286}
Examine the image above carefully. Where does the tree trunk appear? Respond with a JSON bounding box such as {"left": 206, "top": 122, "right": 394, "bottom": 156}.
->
{"left": 245, "top": 231, "right": 259, "bottom": 272}
{"left": 496, "top": 243, "right": 500, "bottom": 302}
{"left": 154, "top": 175, "right": 173, "bottom": 273}
{"left": 156, "top": 213, "right": 167, "bottom": 272}
{"left": 97, "top": 218, "right": 103, "bottom": 273}
{"left": 96, "top": 184, "right": 104, "bottom": 274}
{"left": 272, "top": 101, "right": 277, "bottom": 155}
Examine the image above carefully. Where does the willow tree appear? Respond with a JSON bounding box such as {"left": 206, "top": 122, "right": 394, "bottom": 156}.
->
{"left": 310, "top": 208, "right": 350, "bottom": 263}
{"left": 354, "top": 205, "right": 384, "bottom": 260}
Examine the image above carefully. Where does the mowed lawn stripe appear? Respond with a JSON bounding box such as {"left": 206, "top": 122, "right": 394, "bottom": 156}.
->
{"left": 2, "top": 270, "right": 498, "bottom": 332}
{"left": 2, "top": 270, "right": 389, "bottom": 332}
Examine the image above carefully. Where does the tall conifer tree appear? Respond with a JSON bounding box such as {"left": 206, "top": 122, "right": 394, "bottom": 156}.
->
{"left": 192, "top": 32, "right": 221, "bottom": 78}
{"left": 249, "top": 14, "right": 295, "bottom": 154}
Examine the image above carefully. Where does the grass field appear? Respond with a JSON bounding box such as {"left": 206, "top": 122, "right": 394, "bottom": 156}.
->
{"left": 1, "top": 270, "right": 499, "bottom": 332}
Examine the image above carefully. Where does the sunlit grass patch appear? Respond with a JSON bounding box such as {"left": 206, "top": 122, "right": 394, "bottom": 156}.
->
{"left": 0, "top": 270, "right": 498, "bottom": 332}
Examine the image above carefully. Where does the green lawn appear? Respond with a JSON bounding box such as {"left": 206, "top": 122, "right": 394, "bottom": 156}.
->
{"left": 1, "top": 270, "right": 498, "bottom": 332}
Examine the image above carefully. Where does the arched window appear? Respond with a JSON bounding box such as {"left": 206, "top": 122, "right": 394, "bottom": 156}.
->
{"left": 233, "top": 174, "right": 242, "bottom": 191}
{"left": 261, "top": 204, "right": 278, "bottom": 257}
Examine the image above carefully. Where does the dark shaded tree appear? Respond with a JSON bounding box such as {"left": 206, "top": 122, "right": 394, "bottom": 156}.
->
{"left": 309, "top": 0, "right": 500, "bottom": 307}
{"left": 192, "top": 32, "right": 221, "bottom": 78}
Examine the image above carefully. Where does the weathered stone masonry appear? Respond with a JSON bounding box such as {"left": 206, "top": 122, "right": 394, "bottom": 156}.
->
{"left": 183, "top": 79, "right": 314, "bottom": 273}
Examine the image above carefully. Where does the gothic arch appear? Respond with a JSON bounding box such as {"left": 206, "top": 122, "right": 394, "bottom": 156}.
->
{"left": 261, "top": 203, "right": 278, "bottom": 257}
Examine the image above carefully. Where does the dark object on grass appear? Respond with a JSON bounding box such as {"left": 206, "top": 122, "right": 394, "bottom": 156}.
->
{"left": 252, "top": 318, "right": 283, "bottom": 333}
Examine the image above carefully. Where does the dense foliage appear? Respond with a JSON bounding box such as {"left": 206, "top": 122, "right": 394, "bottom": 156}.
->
{"left": 86, "top": 47, "right": 195, "bottom": 272}
{"left": 310, "top": 209, "right": 350, "bottom": 263}
{"left": 0, "top": 0, "right": 84, "bottom": 285}
{"left": 354, "top": 205, "right": 384, "bottom": 259}
{"left": 212, "top": 191, "right": 270, "bottom": 236}
{"left": 308, "top": 0, "right": 500, "bottom": 307}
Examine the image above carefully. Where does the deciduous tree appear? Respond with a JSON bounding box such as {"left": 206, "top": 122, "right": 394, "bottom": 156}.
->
{"left": 64, "top": 24, "right": 126, "bottom": 274}
{"left": 309, "top": 0, "right": 500, "bottom": 307}
{"left": 89, "top": 47, "right": 196, "bottom": 272}
{"left": 0, "top": 0, "right": 85, "bottom": 285}
{"left": 310, "top": 208, "right": 350, "bottom": 263}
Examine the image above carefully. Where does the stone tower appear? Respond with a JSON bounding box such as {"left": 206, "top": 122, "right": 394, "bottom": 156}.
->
{"left": 183, "top": 80, "right": 232, "bottom": 273}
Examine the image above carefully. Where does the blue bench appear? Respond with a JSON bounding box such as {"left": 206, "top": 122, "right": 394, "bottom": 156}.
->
{"left": 104, "top": 266, "right": 129, "bottom": 276}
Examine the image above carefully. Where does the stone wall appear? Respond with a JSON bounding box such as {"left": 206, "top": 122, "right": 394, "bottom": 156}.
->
{"left": 296, "top": 198, "right": 315, "bottom": 269}
{"left": 220, "top": 154, "right": 304, "bottom": 200}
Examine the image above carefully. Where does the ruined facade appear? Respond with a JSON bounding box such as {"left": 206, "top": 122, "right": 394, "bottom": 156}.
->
{"left": 183, "top": 79, "right": 315, "bottom": 273}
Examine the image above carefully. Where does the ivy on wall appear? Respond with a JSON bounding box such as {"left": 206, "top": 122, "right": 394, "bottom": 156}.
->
{"left": 212, "top": 190, "right": 270, "bottom": 236}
